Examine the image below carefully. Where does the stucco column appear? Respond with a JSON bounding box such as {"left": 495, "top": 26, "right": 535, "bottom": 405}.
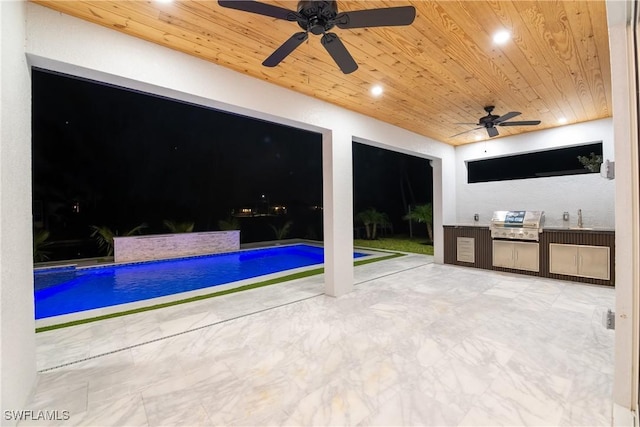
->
{"left": 322, "top": 128, "right": 354, "bottom": 297}
{"left": 432, "top": 156, "right": 456, "bottom": 264}
{"left": 607, "top": 0, "right": 640, "bottom": 423}
{"left": 431, "top": 159, "right": 444, "bottom": 264}
{"left": 1, "top": 0, "right": 37, "bottom": 418}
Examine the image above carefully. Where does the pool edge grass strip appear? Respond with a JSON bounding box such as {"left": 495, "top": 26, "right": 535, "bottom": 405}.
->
{"left": 35, "top": 252, "right": 404, "bottom": 333}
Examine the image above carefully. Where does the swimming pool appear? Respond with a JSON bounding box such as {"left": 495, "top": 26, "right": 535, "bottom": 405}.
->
{"left": 34, "top": 244, "right": 368, "bottom": 320}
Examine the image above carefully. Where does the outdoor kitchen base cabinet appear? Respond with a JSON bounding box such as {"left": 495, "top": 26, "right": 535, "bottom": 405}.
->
{"left": 549, "top": 244, "right": 610, "bottom": 280}
{"left": 492, "top": 240, "right": 539, "bottom": 272}
{"left": 444, "top": 225, "right": 614, "bottom": 286}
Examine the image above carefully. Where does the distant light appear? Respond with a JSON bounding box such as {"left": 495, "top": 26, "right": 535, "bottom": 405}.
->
{"left": 493, "top": 30, "right": 511, "bottom": 45}
{"left": 558, "top": 117, "right": 568, "bottom": 124}
{"left": 155, "top": 0, "right": 173, "bottom": 3}
{"left": 371, "top": 85, "right": 383, "bottom": 97}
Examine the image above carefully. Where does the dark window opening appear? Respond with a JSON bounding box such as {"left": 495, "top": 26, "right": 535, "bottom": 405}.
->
{"left": 31, "top": 68, "right": 323, "bottom": 260}
{"left": 467, "top": 142, "right": 603, "bottom": 183}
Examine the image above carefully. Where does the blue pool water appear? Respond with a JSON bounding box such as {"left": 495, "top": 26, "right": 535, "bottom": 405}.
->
{"left": 34, "top": 244, "right": 367, "bottom": 319}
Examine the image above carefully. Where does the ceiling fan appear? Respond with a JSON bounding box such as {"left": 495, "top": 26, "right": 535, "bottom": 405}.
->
{"left": 451, "top": 106, "right": 542, "bottom": 138}
{"left": 217, "top": 0, "right": 416, "bottom": 74}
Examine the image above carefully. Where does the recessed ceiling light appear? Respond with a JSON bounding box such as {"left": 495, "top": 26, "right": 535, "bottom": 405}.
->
{"left": 371, "top": 85, "right": 383, "bottom": 97}
{"left": 155, "top": 0, "right": 173, "bottom": 3}
{"left": 558, "top": 117, "right": 568, "bottom": 124}
{"left": 493, "top": 30, "right": 511, "bottom": 45}
{"left": 475, "top": 135, "right": 483, "bottom": 141}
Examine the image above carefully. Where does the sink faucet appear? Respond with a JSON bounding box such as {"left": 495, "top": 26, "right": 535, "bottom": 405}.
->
{"left": 577, "top": 209, "right": 583, "bottom": 228}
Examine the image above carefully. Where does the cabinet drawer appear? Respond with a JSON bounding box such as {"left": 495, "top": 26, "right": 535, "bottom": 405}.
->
{"left": 456, "top": 237, "right": 475, "bottom": 263}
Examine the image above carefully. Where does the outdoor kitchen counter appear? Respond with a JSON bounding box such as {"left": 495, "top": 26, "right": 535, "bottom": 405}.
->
{"left": 444, "top": 225, "right": 615, "bottom": 286}
{"left": 543, "top": 226, "right": 615, "bottom": 232}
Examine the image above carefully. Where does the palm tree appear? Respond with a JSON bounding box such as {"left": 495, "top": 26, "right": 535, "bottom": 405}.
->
{"left": 163, "top": 220, "right": 194, "bottom": 233}
{"left": 218, "top": 216, "right": 240, "bottom": 231}
{"left": 33, "top": 229, "right": 53, "bottom": 262}
{"left": 89, "top": 223, "right": 147, "bottom": 256}
{"left": 270, "top": 221, "right": 293, "bottom": 240}
{"left": 356, "top": 208, "right": 389, "bottom": 240}
{"left": 404, "top": 203, "right": 433, "bottom": 242}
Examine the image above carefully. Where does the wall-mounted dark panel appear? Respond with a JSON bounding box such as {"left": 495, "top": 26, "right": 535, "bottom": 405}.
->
{"left": 467, "top": 142, "right": 603, "bottom": 183}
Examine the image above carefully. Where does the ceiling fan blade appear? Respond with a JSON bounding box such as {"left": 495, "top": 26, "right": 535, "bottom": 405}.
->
{"left": 450, "top": 127, "right": 483, "bottom": 138}
{"left": 218, "top": 1, "right": 298, "bottom": 21}
{"left": 498, "top": 120, "right": 542, "bottom": 126}
{"left": 262, "top": 32, "right": 308, "bottom": 67}
{"left": 454, "top": 122, "right": 481, "bottom": 125}
{"left": 333, "top": 6, "right": 416, "bottom": 29}
{"left": 493, "top": 111, "right": 521, "bottom": 123}
{"left": 321, "top": 33, "right": 358, "bottom": 74}
{"left": 487, "top": 127, "right": 499, "bottom": 137}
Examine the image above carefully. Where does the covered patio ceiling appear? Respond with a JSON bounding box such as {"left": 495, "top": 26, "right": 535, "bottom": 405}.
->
{"left": 33, "top": 0, "right": 612, "bottom": 146}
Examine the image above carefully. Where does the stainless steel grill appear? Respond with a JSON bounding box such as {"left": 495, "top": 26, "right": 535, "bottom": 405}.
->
{"left": 490, "top": 211, "right": 545, "bottom": 241}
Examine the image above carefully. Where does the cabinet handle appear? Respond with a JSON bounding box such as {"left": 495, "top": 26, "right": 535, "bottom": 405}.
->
{"left": 515, "top": 250, "right": 518, "bottom": 260}
{"left": 573, "top": 255, "right": 577, "bottom": 266}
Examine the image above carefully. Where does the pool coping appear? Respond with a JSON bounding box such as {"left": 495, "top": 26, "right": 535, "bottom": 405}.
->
{"left": 35, "top": 245, "right": 402, "bottom": 332}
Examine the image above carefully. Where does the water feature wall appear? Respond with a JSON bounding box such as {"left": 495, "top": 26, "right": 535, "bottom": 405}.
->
{"left": 114, "top": 230, "right": 240, "bottom": 262}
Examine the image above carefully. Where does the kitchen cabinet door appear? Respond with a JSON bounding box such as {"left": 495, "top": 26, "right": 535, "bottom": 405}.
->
{"left": 513, "top": 241, "right": 539, "bottom": 272}
{"left": 492, "top": 240, "right": 514, "bottom": 269}
{"left": 549, "top": 244, "right": 579, "bottom": 276}
{"left": 493, "top": 240, "right": 539, "bottom": 271}
{"left": 578, "top": 246, "right": 610, "bottom": 280}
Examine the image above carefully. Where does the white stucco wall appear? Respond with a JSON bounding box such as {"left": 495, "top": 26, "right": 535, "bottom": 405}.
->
{"left": 0, "top": 0, "right": 37, "bottom": 418}
{"left": 454, "top": 118, "right": 615, "bottom": 228}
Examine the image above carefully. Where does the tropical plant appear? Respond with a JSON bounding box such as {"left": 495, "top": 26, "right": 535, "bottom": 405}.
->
{"left": 33, "top": 228, "right": 53, "bottom": 262}
{"left": 577, "top": 152, "right": 603, "bottom": 172}
{"left": 163, "top": 220, "right": 194, "bottom": 233}
{"left": 356, "top": 208, "right": 389, "bottom": 240}
{"left": 270, "top": 220, "right": 293, "bottom": 240}
{"left": 89, "top": 223, "right": 147, "bottom": 256}
{"left": 218, "top": 216, "right": 240, "bottom": 231}
{"left": 404, "top": 203, "right": 433, "bottom": 242}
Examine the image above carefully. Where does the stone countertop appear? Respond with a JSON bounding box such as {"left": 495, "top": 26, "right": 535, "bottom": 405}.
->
{"left": 444, "top": 224, "right": 489, "bottom": 228}
{"left": 444, "top": 224, "right": 614, "bottom": 232}
{"left": 543, "top": 226, "right": 615, "bottom": 232}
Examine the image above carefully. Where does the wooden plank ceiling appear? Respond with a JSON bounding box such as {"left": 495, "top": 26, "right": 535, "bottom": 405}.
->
{"left": 33, "top": 0, "right": 612, "bottom": 146}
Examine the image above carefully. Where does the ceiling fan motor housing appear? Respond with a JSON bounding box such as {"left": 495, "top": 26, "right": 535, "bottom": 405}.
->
{"left": 297, "top": 0, "right": 338, "bottom": 34}
{"left": 479, "top": 115, "right": 499, "bottom": 126}
{"left": 479, "top": 105, "right": 498, "bottom": 126}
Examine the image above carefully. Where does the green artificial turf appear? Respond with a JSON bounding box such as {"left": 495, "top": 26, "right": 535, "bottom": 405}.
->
{"left": 35, "top": 252, "right": 403, "bottom": 333}
{"left": 354, "top": 236, "right": 434, "bottom": 255}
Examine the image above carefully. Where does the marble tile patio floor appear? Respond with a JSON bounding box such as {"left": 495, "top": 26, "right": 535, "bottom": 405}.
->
{"left": 23, "top": 254, "right": 615, "bottom": 426}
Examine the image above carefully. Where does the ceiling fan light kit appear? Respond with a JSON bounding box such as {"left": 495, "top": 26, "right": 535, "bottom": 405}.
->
{"left": 218, "top": 0, "right": 417, "bottom": 74}
{"left": 451, "top": 106, "right": 541, "bottom": 138}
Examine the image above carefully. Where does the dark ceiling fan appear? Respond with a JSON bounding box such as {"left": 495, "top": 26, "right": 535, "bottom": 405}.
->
{"left": 217, "top": 0, "right": 416, "bottom": 74}
{"left": 451, "top": 106, "right": 542, "bottom": 138}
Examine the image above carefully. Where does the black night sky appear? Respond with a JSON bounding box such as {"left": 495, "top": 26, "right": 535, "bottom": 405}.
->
{"left": 32, "top": 69, "right": 432, "bottom": 259}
